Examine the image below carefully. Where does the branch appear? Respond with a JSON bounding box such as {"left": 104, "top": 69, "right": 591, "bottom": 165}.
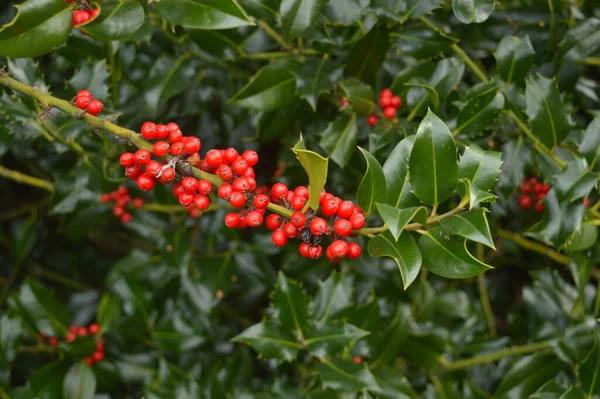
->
{"left": 0, "top": 165, "right": 54, "bottom": 193}
{"left": 496, "top": 228, "right": 569, "bottom": 265}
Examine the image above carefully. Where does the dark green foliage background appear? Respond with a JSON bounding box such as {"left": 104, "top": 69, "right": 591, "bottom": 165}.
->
{"left": 0, "top": 0, "right": 600, "bottom": 398}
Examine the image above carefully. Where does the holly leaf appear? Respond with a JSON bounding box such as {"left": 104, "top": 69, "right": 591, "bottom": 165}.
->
{"left": 553, "top": 159, "right": 599, "bottom": 202}
{"left": 280, "top": 0, "right": 326, "bottom": 41}
{"left": 579, "top": 339, "right": 600, "bottom": 396}
{"left": 367, "top": 231, "right": 422, "bottom": 289}
{"left": 452, "top": 0, "right": 495, "bottom": 24}
{"left": 316, "top": 358, "right": 382, "bottom": 393}
{"left": 375, "top": 203, "right": 428, "bottom": 241}
{"left": 319, "top": 113, "right": 359, "bottom": 168}
{"left": 63, "top": 363, "right": 96, "bottom": 399}
{"left": 455, "top": 82, "right": 504, "bottom": 137}
{"left": 440, "top": 208, "right": 495, "bottom": 249}
{"left": 357, "top": 147, "right": 387, "bottom": 215}
{"left": 494, "top": 353, "right": 563, "bottom": 399}
{"left": 295, "top": 57, "right": 343, "bottom": 111}
{"left": 292, "top": 136, "right": 329, "bottom": 211}
{"left": 465, "top": 181, "right": 498, "bottom": 208}
{"left": 459, "top": 144, "right": 502, "bottom": 191}
{"left": 346, "top": 25, "right": 389, "bottom": 81}
{"left": 311, "top": 272, "right": 353, "bottom": 323}
{"left": 408, "top": 110, "right": 459, "bottom": 206}
{"left": 82, "top": 1, "right": 144, "bottom": 40}
{"left": 157, "top": 0, "right": 253, "bottom": 30}
{"left": 418, "top": 226, "right": 492, "bottom": 278}
{"left": 306, "top": 322, "right": 369, "bottom": 359}
{"left": 271, "top": 272, "right": 310, "bottom": 339}
{"left": 391, "top": 24, "right": 455, "bottom": 59}
{"left": 403, "top": 0, "right": 444, "bottom": 20}
{"left": 97, "top": 293, "right": 120, "bottom": 335}
{"left": 383, "top": 135, "right": 416, "bottom": 207}
{"left": 232, "top": 322, "right": 302, "bottom": 362}
{"left": 579, "top": 116, "right": 600, "bottom": 167}
{"left": 144, "top": 55, "right": 196, "bottom": 113}
{"left": 495, "top": 35, "right": 535, "bottom": 85}
{"left": 338, "top": 80, "right": 376, "bottom": 115}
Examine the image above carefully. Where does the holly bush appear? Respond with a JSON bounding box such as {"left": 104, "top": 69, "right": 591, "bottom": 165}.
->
{"left": 1, "top": 0, "right": 600, "bottom": 398}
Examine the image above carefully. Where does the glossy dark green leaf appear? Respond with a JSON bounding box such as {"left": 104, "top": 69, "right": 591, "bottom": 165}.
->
{"left": 459, "top": 144, "right": 502, "bottom": 191}
{"left": 30, "top": 360, "right": 70, "bottom": 397}
{"left": 96, "top": 293, "right": 120, "bottom": 334}
{"left": 272, "top": 272, "right": 310, "bottom": 338}
{"left": 556, "top": 18, "right": 600, "bottom": 87}
{"left": 452, "top": 0, "right": 494, "bottom": 24}
{"left": 551, "top": 321, "right": 596, "bottom": 363}
{"left": 9, "top": 218, "right": 38, "bottom": 264}
{"left": 319, "top": 113, "right": 359, "bottom": 168}
{"left": 346, "top": 25, "right": 389, "bottom": 81}
{"left": 440, "top": 209, "right": 495, "bottom": 249}
{"left": 83, "top": 1, "right": 144, "bottom": 40}
{"left": 295, "top": 57, "right": 343, "bottom": 111}
{"left": 357, "top": 147, "right": 387, "bottom": 215}
{"left": 455, "top": 82, "right": 504, "bottom": 137}
{"left": 372, "top": 367, "right": 416, "bottom": 399}
{"left": 553, "top": 159, "right": 598, "bottom": 202}
{"left": 280, "top": 0, "right": 326, "bottom": 41}
{"left": 578, "top": 116, "right": 600, "bottom": 168}
{"left": 391, "top": 25, "right": 455, "bottom": 59}
{"left": 494, "top": 353, "right": 563, "bottom": 399}
{"left": 338, "top": 80, "right": 376, "bottom": 116}
{"left": 157, "top": 0, "right": 253, "bottom": 30}
{"left": 0, "top": 0, "right": 72, "bottom": 58}
{"left": 401, "top": 326, "right": 447, "bottom": 369}
{"left": 565, "top": 221, "right": 598, "bottom": 252}
{"left": 418, "top": 227, "right": 492, "bottom": 278}
{"left": 497, "top": 137, "right": 531, "bottom": 190}
{"left": 316, "top": 358, "right": 382, "bottom": 393}
{"left": 408, "top": 110, "right": 459, "bottom": 206}
{"left": 525, "top": 75, "right": 572, "bottom": 149}
{"left": 375, "top": 203, "right": 428, "bottom": 240}
{"left": 372, "top": 306, "right": 411, "bottom": 366}
{"left": 465, "top": 181, "right": 497, "bottom": 208}
{"left": 382, "top": 135, "right": 416, "bottom": 207}
{"left": 144, "top": 55, "right": 196, "bottom": 112}
{"left": 229, "top": 59, "right": 300, "bottom": 111}
{"left": 306, "top": 322, "right": 369, "bottom": 359}
{"left": 367, "top": 231, "right": 422, "bottom": 289}
{"left": 403, "top": 0, "right": 443, "bottom": 20}
{"left": 68, "top": 60, "right": 109, "bottom": 102}
{"left": 61, "top": 335, "right": 96, "bottom": 359}
{"left": 311, "top": 272, "right": 353, "bottom": 323}
{"left": 0, "top": 315, "right": 23, "bottom": 365}
{"left": 155, "top": 314, "right": 205, "bottom": 351}
{"left": 293, "top": 136, "right": 329, "bottom": 211}
{"left": 231, "top": 322, "right": 302, "bottom": 362}
{"left": 579, "top": 340, "right": 600, "bottom": 396}
{"left": 495, "top": 35, "right": 535, "bottom": 84}
{"left": 63, "top": 363, "right": 96, "bottom": 399}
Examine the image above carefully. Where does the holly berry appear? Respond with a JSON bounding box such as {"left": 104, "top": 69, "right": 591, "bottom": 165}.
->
{"left": 49, "top": 337, "right": 59, "bottom": 347}
{"left": 271, "top": 183, "right": 288, "bottom": 199}
{"left": 217, "top": 164, "right": 233, "bottom": 181}
{"left": 391, "top": 96, "right": 401, "bottom": 108}
{"left": 205, "top": 150, "right": 224, "bottom": 167}
{"left": 349, "top": 213, "right": 365, "bottom": 230}
{"left": 156, "top": 124, "right": 169, "bottom": 139}
{"left": 352, "top": 356, "right": 362, "bottom": 365}
{"left": 224, "top": 213, "right": 241, "bottom": 228}
{"left": 120, "top": 152, "right": 135, "bottom": 167}
{"left": 310, "top": 217, "right": 328, "bottom": 236}
{"left": 337, "top": 200, "right": 355, "bottom": 218}
{"left": 183, "top": 137, "right": 201, "bottom": 154}
{"left": 72, "top": 10, "right": 91, "bottom": 26}
{"left": 137, "top": 174, "right": 155, "bottom": 191}
{"left": 367, "top": 114, "right": 379, "bottom": 127}
{"left": 77, "top": 90, "right": 92, "bottom": 99}
{"left": 145, "top": 160, "right": 162, "bottom": 177}
{"left": 152, "top": 141, "right": 170, "bottom": 157}
{"left": 224, "top": 148, "right": 239, "bottom": 163}
{"left": 308, "top": 246, "right": 322, "bottom": 259}
{"left": 299, "top": 242, "right": 311, "bottom": 257}
{"left": 141, "top": 122, "right": 157, "bottom": 139}
{"left": 534, "top": 202, "right": 544, "bottom": 213}
{"left": 272, "top": 230, "right": 288, "bottom": 247}
{"left": 384, "top": 106, "right": 396, "bottom": 119}
{"left": 170, "top": 141, "right": 184, "bottom": 156}
{"left": 291, "top": 195, "right": 307, "bottom": 211}
{"left": 254, "top": 194, "right": 270, "bottom": 209}
{"left": 218, "top": 183, "right": 233, "bottom": 199}
{"left": 334, "top": 219, "right": 352, "bottom": 236}
{"left": 76, "top": 96, "right": 91, "bottom": 109}
{"left": 134, "top": 149, "right": 151, "bottom": 165}
{"left": 290, "top": 211, "right": 306, "bottom": 228}
{"left": 168, "top": 127, "right": 183, "bottom": 143}
{"left": 197, "top": 180, "right": 212, "bottom": 196}
{"left": 518, "top": 195, "right": 532, "bottom": 209}
{"left": 181, "top": 177, "right": 198, "bottom": 193}
{"left": 321, "top": 198, "right": 338, "bottom": 217}
{"left": 133, "top": 198, "right": 144, "bottom": 208}
{"left": 87, "top": 100, "right": 103, "bottom": 116}
{"left": 242, "top": 150, "right": 259, "bottom": 167}
{"left": 348, "top": 242, "right": 362, "bottom": 260}
{"left": 283, "top": 222, "right": 297, "bottom": 238}
{"left": 266, "top": 214, "right": 284, "bottom": 230}
{"left": 92, "top": 351, "right": 104, "bottom": 362}
{"left": 229, "top": 191, "right": 246, "bottom": 208}
{"left": 246, "top": 210, "right": 264, "bottom": 227}
{"left": 158, "top": 167, "right": 175, "bottom": 184}
{"left": 327, "top": 240, "right": 349, "bottom": 262}
{"left": 89, "top": 323, "right": 99, "bottom": 335}
{"left": 193, "top": 195, "right": 210, "bottom": 210}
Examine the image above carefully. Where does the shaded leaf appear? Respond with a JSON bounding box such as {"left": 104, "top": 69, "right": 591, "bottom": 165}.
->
{"left": 367, "top": 231, "right": 422, "bottom": 289}
{"left": 579, "top": 116, "right": 600, "bottom": 167}
{"left": 494, "top": 353, "right": 563, "bottom": 399}
{"left": 96, "top": 293, "right": 120, "bottom": 334}
{"left": 296, "top": 57, "right": 343, "bottom": 111}
{"left": 391, "top": 25, "right": 455, "bottom": 59}
{"left": 338, "top": 80, "right": 376, "bottom": 116}
{"left": 157, "top": 0, "right": 253, "bottom": 30}
{"left": 440, "top": 208, "right": 495, "bottom": 249}
{"left": 579, "top": 339, "right": 600, "bottom": 396}
{"left": 63, "top": 363, "right": 96, "bottom": 399}
{"left": 553, "top": 159, "right": 598, "bottom": 202}
{"left": 375, "top": 203, "right": 428, "bottom": 240}
{"left": 372, "top": 305, "right": 411, "bottom": 366}
{"left": 232, "top": 322, "right": 302, "bottom": 362}
{"left": 319, "top": 113, "right": 359, "bottom": 168}
{"left": 306, "top": 322, "right": 369, "bottom": 359}
{"left": 452, "top": 0, "right": 495, "bottom": 24}
{"left": 495, "top": 35, "right": 535, "bottom": 85}
{"left": 316, "top": 359, "right": 382, "bottom": 393}
{"left": 9, "top": 217, "right": 38, "bottom": 264}
{"left": 144, "top": 55, "right": 196, "bottom": 112}
{"left": 403, "top": 0, "right": 443, "bottom": 20}
{"left": 455, "top": 82, "right": 504, "bottom": 137}
{"left": 311, "top": 272, "right": 353, "bottom": 322}
{"left": 357, "top": 147, "right": 387, "bottom": 215}
{"left": 281, "top": 0, "right": 326, "bottom": 41}
{"left": 346, "top": 24, "right": 389, "bottom": 81}
{"left": 272, "top": 272, "right": 310, "bottom": 338}
{"left": 372, "top": 367, "right": 417, "bottom": 399}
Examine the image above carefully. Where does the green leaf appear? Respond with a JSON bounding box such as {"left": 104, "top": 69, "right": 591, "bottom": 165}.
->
{"left": 154, "top": 314, "right": 205, "bottom": 351}
{"left": 316, "top": 358, "right": 382, "bottom": 393}
{"left": 311, "top": 272, "right": 353, "bottom": 323}
{"left": 280, "top": 0, "right": 326, "bottom": 41}
{"left": 455, "top": 82, "right": 504, "bottom": 137}
{"left": 30, "top": 360, "right": 70, "bottom": 397}
{"left": 497, "top": 137, "right": 531, "bottom": 190}
{"left": 579, "top": 116, "right": 600, "bottom": 167}
{"left": 382, "top": 135, "right": 416, "bottom": 207}
{"left": 231, "top": 322, "right": 302, "bottom": 362}
{"left": 367, "top": 231, "right": 422, "bottom": 289}
{"left": 459, "top": 144, "right": 502, "bottom": 191}
{"left": 68, "top": 60, "right": 109, "bottom": 102}
{"left": 338, "top": 80, "right": 376, "bottom": 116}
{"left": 0, "top": 315, "right": 23, "bottom": 365}
{"left": 375, "top": 204, "right": 428, "bottom": 240}
{"left": 82, "top": 1, "right": 144, "bottom": 40}
{"left": 295, "top": 57, "right": 343, "bottom": 111}
{"left": 144, "top": 55, "right": 196, "bottom": 112}
{"left": 565, "top": 221, "right": 598, "bottom": 252}
{"left": 345, "top": 25, "right": 389, "bottom": 81}
{"left": 451, "top": 0, "right": 494, "bottom": 24}
{"left": 553, "top": 159, "right": 599, "bottom": 202}
{"left": 418, "top": 226, "right": 492, "bottom": 278}
{"left": 403, "top": 0, "right": 443, "bottom": 20}
{"left": 580, "top": 339, "right": 600, "bottom": 396}
{"left": 96, "top": 293, "right": 120, "bottom": 334}
{"left": 495, "top": 36, "right": 535, "bottom": 85}
{"left": 391, "top": 24, "right": 455, "bottom": 59}
{"left": 402, "top": 326, "right": 447, "bottom": 369}
{"left": 372, "top": 306, "right": 411, "bottom": 366}
{"left": 8, "top": 279, "right": 70, "bottom": 336}
{"left": 372, "top": 367, "right": 417, "bottom": 399}
{"left": 0, "top": 0, "right": 72, "bottom": 58}
{"left": 157, "top": 0, "right": 253, "bottom": 30}
{"left": 556, "top": 18, "right": 600, "bottom": 88}
{"left": 465, "top": 181, "right": 497, "bottom": 208}
{"left": 63, "top": 363, "right": 96, "bottom": 399}
{"left": 292, "top": 136, "right": 329, "bottom": 211}
{"left": 357, "top": 147, "right": 387, "bottom": 215}
{"left": 525, "top": 75, "right": 572, "bottom": 149}
{"left": 306, "top": 322, "right": 369, "bottom": 359}
{"left": 408, "top": 109, "right": 459, "bottom": 206}
{"left": 319, "top": 113, "right": 359, "bottom": 168}
{"left": 9, "top": 218, "right": 38, "bottom": 264}
{"left": 272, "top": 272, "right": 310, "bottom": 338}
{"left": 440, "top": 209, "right": 495, "bottom": 249}
{"left": 493, "top": 353, "right": 563, "bottom": 399}
{"left": 229, "top": 59, "right": 300, "bottom": 112}
{"left": 552, "top": 322, "right": 596, "bottom": 363}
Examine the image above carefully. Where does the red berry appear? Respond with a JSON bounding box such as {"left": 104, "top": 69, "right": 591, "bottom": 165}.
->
{"left": 352, "top": 356, "right": 362, "bottom": 365}
{"left": 348, "top": 242, "right": 362, "bottom": 260}
{"left": 224, "top": 148, "right": 239, "bottom": 164}
{"left": 224, "top": 213, "right": 241, "bottom": 228}
{"left": 308, "top": 245, "right": 322, "bottom": 259}
{"left": 272, "top": 230, "right": 288, "bottom": 247}
{"left": 77, "top": 90, "right": 92, "bottom": 99}
{"left": 518, "top": 195, "right": 532, "bottom": 209}
{"left": 152, "top": 141, "right": 170, "bottom": 157}
{"left": 380, "top": 88, "right": 392, "bottom": 99}
{"left": 156, "top": 124, "right": 169, "bottom": 139}
{"left": 217, "top": 164, "right": 233, "bottom": 181}
{"left": 113, "top": 206, "right": 125, "bottom": 217}
{"left": 173, "top": 183, "right": 185, "bottom": 197}
{"left": 294, "top": 186, "right": 309, "bottom": 199}
{"left": 218, "top": 183, "right": 233, "bottom": 199}
{"left": 140, "top": 122, "right": 157, "bottom": 139}
{"left": 197, "top": 180, "right": 212, "bottom": 196}
{"left": 49, "top": 337, "right": 59, "bottom": 347}
{"left": 290, "top": 211, "right": 306, "bottom": 228}
{"left": 540, "top": 183, "right": 550, "bottom": 193}
{"left": 391, "top": 96, "right": 401, "bottom": 108}
{"left": 271, "top": 183, "right": 288, "bottom": 199}
{"left": 170, "top": 142, "right": 184, "bottom": 156}
{"left": 168, "top": 128, "right": 183, "bottom": 144}
{"left": 84, "top": 357, "right": 94, "bottom": 366}
{"left": 384, "top": 106, "right": 396, "bottom": 119}
{"left": 193, "top": 195, "right": 210, "bottom": 210}
{"left": 65, "top": 332, "right": 76, "bottom": 343}
{"left": 181, "top": 177, "right": 198, "bottom": 193}
{"left": 134, "top": 149, "right": 151, "bottom": 165}
{"left": 96, "top": 340, "right": 104, "bottom": 351}
{"left": 77, "top": 327, "right": 88, "bottom": 337}
{"left": 125, "top": 165, "right": 142, "bottom": 180}
{"left": 158, "top": 167, "right": 175, "bottom": 184}
{"left": 266, "top": 214, "right": 284, "bottom": 230}
{"left": 367, "top": 114, "right": 379, "bottom": 127}
{"left": 336, "top": 201, "right": 354, "bottom": 218}
{"left": 89, "top": 323, "right": 99, "bottom": 335}
{"left": 349, "top": 213, "right": 365, "bottom": 230}
{"left": 584, "top": 198, "right": 591, "bottom": 207}
{"left": 321, "top": 198, "right": 339, "bottom": 217}
{"left": 120, "top": 152, "right": 135, "bottom": 167}
{"left": 328, "top": 240, "right": 349, "bottom": 261}
{"left": 533, "top": 183, "right": 544, "bottom": 194}
{"left": 232, "top": 158, "right": 249, "bottom": 175}
{"left": 166, "top": 122, "right": 180, "bottom": 134}
{"left": 183, "top": 137, "right": 201, "bottom": 154}
{"left": 92, "top": 350, "right": 104, "bottom": 362}
{"left": 90, "top": 8, "right": 100, "bottom": 18}
{"left": 283, "top": 222, "right": 297, "bottom": 238}
{"left": 137, "top": 174, "right": 155, "bottom": 191}
{"left": 205, "top": 150, "right": 224, "bottom": 167}
{"left": 527, "top": 177, "right": 538, "bottom": 185}
{"left": 72, "top": 10, "right": 91, "bottom": 26}
{"left": 519, "top": 182, "right": 531, "bottom": 194}
{"left": 380, "top": 95, "right": 392, "bottom": 108}
{"left": 299, "top": 242, "right": 311, "bottom": 257}
{"left": 76, "top": 96, "right": 90, "bottom": 109}
{"left": 178, "top": 192, "right": 194, "bottom": 206}
{"left": 291, "top": 195, "right": 307, "bottom": 211}
{"left": 310, "top": 217, "right": 328, "bottom": 236}
{"left": 145, "top": 160, "right": 162, "bottom": 177}
{"left": 340, "top": 97, "right": 347, "bottom": 107}
{"left": 229, "top": 191, "right": 246, "bottom": 207}
{"left": 120, "top": 212, "right": 132, "bottom": 224}
{"left": 334, "top": 219, "right": 352, "bottom": 236}
{"left": 254, "top": 194, "right": 270, "bottom": 209}
{"left": 246, "top": 210, "right": 264, "bottom": 227}
{"left": 536, "top": 192, "right": 546, "bottom": 202}
{"left": 232, "top": 177, "right": 249, "bottom": 193}
{"left": 535, "top": 202, "right": 544, "bottom": 213}
{"left": 244, "top": 168, "right": 255, "bottom": 179}
{"left": 87, "top": 100, "right": 103, "bottom": 116}
{"left": 100, "top": 194, "right": 111, "bottom": 203}
{"left": 242, "top": 150, "right": 259, "bottom": 167}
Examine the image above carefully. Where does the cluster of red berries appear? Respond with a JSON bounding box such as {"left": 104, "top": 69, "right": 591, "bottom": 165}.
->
{"left": 100, "top": 185, "right": 144, "bottom": 224}
{"left": 75, "top": 90, "right": 103, "bottom": 116}
{"left": 518, "top": 177, "right": 550, "bottom": 212}
{"left": 38, "top": 322, "right": 105, "bottom": 367}
{"left": 367, "top": 88, "right": 402, "bottom": 127}
{"left": 69, "top": 1, "right": 100, "bottom": 27}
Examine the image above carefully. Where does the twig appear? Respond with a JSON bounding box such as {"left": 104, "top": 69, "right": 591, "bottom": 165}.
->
{"left": 0, "top": 165, "right": 54, "bottom": 193}
{"left": 496, "top": 228, "right": 568, "bottom": 265}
